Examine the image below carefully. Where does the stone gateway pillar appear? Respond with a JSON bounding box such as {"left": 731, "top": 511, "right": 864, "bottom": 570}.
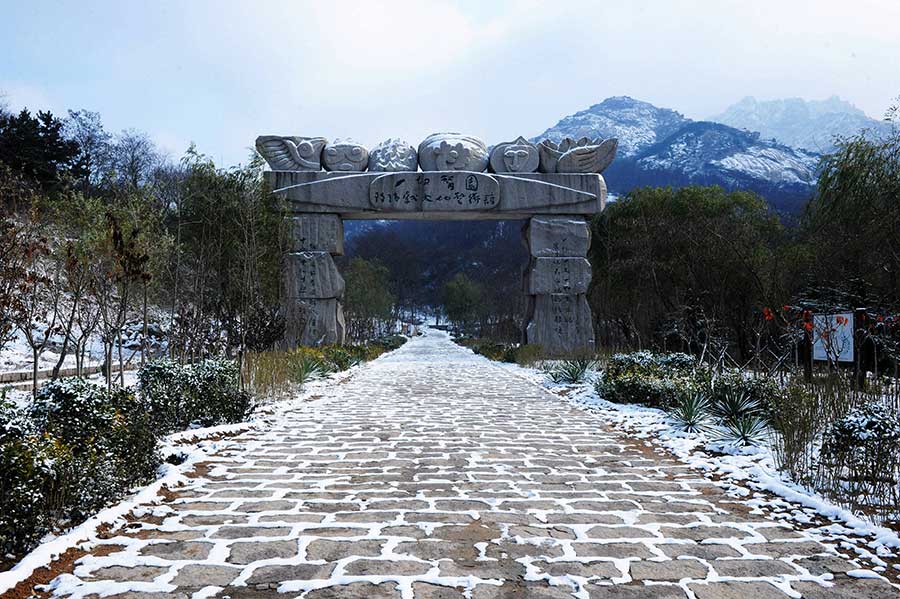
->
{"left": 281, "top": 215, "right": 346, "bottom": 347}
{"left": 257, "top": 133, "right": 617, "bottom": 354}
{"left": 524, "top": 216, "right": 594, "bottom": 354}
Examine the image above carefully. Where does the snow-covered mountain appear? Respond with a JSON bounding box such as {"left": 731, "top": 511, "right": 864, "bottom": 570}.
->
{"left": 709, "top": 96, "right": 893, "bottom": 153}
{"left": 535, "top": 96, "right": 818, "bottom": 213}
{"left": 537, "top": 96, "right": 689, "bottom": 157}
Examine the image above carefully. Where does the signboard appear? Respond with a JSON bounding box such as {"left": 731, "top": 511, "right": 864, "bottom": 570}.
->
{"left": 812, "top": 312, "right": 854, "bottom": 363}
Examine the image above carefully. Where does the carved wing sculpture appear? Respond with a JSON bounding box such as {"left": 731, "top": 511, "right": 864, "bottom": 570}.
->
{"left": 256, "top": 136, "right": 327, "bottom": 171}
{"left": 539, "top": 137, "right": 618, "bottom": 174}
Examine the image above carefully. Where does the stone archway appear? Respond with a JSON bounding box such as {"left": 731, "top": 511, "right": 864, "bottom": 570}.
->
{"left": 258, "top": 134, "right": 615, "bottom": 355}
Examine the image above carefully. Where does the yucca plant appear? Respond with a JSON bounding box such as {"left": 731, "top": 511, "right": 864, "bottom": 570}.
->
{"left": 287, "top": 353, "right": 324, "bottom": 386}
{"left": 546, "top": 358, "right": 598, "bottom": 384}
{"left": 712, "top": 388, "right": 766, "bottom": 427}
{"left": 714, "top": 414, "right": 770, "bottom": 447}
{"left": 668, "top": 391, "right": 713, "bottom": 434}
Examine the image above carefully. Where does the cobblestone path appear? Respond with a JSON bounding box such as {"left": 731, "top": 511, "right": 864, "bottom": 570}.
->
{"left": 33, "top": 331, "right": 898, "bottom": 599}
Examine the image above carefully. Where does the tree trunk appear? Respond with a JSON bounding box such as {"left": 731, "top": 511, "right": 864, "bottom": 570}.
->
{"left": 142, "top": 283, "right": 149, "bottom": 366}
{"left": 32, "top": 347, "right": 39, "bottom": 397}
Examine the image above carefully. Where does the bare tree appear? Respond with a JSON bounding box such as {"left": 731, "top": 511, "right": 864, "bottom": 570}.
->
{"left": 14, "top": 243, "right": 64, "bottom": 396}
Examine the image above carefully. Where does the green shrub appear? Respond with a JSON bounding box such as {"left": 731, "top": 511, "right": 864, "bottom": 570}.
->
{"left": 514, "top": 344, "right": 544, "bottom": 366}
{"left": 595, "top": 371, "right": 694, "bottom": 409}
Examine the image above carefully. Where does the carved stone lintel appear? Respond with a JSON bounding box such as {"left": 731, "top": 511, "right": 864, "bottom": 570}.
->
{"left": 284, "top": 252, "right": 345, "bottom": 299}
{"left": 527, "top": 216, "right": 591, "bottom": 258}
{"left": 525, "top": 294, "right": 594, "bottom": 355}
{"left": 282, "top": 298, "right": 345, "bottom": 347}
{"left": 286, "top": 215, "right": 344, "bottom": 255}
{"left": 526, "top": 257, "right": 592, "bottom": 295}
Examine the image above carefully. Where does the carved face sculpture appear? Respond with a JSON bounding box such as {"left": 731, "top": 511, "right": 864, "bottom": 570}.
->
{"left": 322, "top": 139, "right": 369, "bottom": 171}
{"left": 489, "top": 136, "right": 539, "bottom": 173}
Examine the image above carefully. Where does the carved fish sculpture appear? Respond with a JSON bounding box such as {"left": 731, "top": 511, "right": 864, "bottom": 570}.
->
{"left": 256, "top": 136, "right": 327, "bottom": 171}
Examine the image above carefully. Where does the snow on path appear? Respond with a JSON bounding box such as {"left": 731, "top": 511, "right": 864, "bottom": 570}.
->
{"left": 9, "top": 330, "right": 899, "bottom": 598}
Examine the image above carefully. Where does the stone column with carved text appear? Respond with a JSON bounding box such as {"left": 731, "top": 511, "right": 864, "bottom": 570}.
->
{"left": 281, "top": 214, "right": 347, "bottom": 347}
{"left": 523, "top": 216, "right": 595, "bottom": 355}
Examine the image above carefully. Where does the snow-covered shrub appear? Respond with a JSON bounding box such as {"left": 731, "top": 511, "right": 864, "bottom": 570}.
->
{"left": 605, "top": 351, "right": 695, "bottom": 378}
{"left": 28, "top": 378, "right": 116, "bottom": 445}
{"left": 138, "top": 358, "right": 252, "bottom": 431}
{"left": 29, "top": 380, "right": 160, "bottom": 517}
{"left": 819, "top": 403, "right": 900, "bottom": 513}
{"left": 136, "top": 359, "right": 186, "bottom": 431}
{"left": 1, "top": 381, "right": 160, "bottom": 556}
{"left": 595, "top": 371, "right": 695, "bottom": 408}
{"left": 188, "top": 359, "right": 253, "bottom": 427}
{"left": 596, "top": 351, "right": 697, "bottom": 408}
{"left": 0, "top": 433, "right": 56, "bottom": 555}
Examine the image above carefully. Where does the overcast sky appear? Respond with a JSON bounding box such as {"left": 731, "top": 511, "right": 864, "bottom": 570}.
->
{"left": 2, "top": 0, "right": 898, "bottom": 166}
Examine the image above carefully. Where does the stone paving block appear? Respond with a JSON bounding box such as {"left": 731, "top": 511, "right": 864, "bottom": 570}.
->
{"left": 573, "top": 542, "right": 654, "bottom": 559}
{"left": 629, "top": 559, "right": 709, "bottom": 581}
{"left": 656, "top": 543, "right": 742, "bottom": 560}
{"left": 395, "top": 540, "right": 477, "bottom": 561}
{"left": 710, "top": 558, "right": 798, "bottom": 578}
{"left": 585, "top": 526, "right": 658, "bottom": 540}
{"left": 657, "top": 525, "right": 747, "bottom": 541}
{"left": 792, "top": 579, "right": 899, "bottom": 599}
{"left": 509, "top": 525, "right": 577, "bottom": 540}
{"left": 140, "top": 541, "right": 212, "bottom": 560}
{"left": 585, "top": 584, "right": 688, "bottom": 598}
{"left": 472, "top": 582, "right": 576, "bottom": 598}
{"left": 742, "top": 540, "right": 831, "bottom": 558}
{"left": 246, "top": 563, "right": 335, "bottom": 586}
{"left": 211, "top": 525, "right": 291, "bottom": 539}
{"left": 89, "top": 566, "right": 169, "bottom": 582}
{"left": 412, "top": 582, "right": 467, "bottom": 598}
{"left": 792, "top": 554, "right": 855, "bottom": 575}
{"left": 689, "top": 581, "right": 791, "bottom": 599}
{"left": 343, "top": 558, "right": 432, "bottom": 576}
{"left": 171, "top": 564, "right": 241, "bottom": 587}
{"left": 533, "top": 560, "right": 620, "bottom": 579}
{"left": 228, "top": 540, "right": 298, "bottom": 564}
{"left": 305, "top": 582, "right": 401, "bottom": 598}
{"left": 306, "top": 539, "right": 384, "bottom": 561}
